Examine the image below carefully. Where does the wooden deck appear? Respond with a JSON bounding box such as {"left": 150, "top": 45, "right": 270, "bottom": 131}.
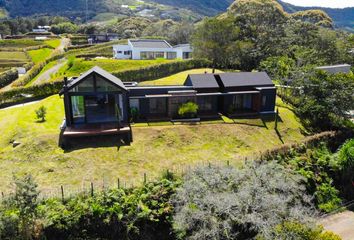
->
{"left": 63, "top": 123, "right": 131, "bottom": 137}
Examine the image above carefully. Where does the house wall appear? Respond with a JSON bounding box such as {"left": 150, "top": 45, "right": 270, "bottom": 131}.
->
{"left": 174, "top": 45, "right": 193, "bottom": 59}
{"left": 260, "top": 88, "right": 276, "bottom": 113}
{"left": 113, "top": 45, "right": 132, "bottom": 59}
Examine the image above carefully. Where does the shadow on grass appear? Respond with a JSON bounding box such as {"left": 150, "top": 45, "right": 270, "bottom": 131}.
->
{"left": 60, "top": 135, "right": 130, "bottom": 153}
{"left": 233, "top": 116, "right": 266, "bottom": 128}
{"left": 275, "top": 128, "right": 284, "bottom": 144}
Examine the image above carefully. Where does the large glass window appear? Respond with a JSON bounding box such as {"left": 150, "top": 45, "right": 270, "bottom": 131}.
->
{"left": 96, "top": 76, "right": 121, "bottom": 92}
{"left": 71, "top": 96, "right": 85, "bottom": 124}
{"left": 140, "top": 51, "right": 165, "bottom": 59}
{"left": 85, "top": 94, "right": 117, "bottom": 123}
{"left": 70, "top": 75, "right": 94, "bottom": 92}
{"left": 197, "top": 96, "right": 213, "bottom": 111}
{"left": 149, "top": 98, "right": 167, "bottom": 114}
{"left": 232, "top": 94, "right": 252, "bottom": 110}
{"left": 167, "top": 52, "right": 177, "bottom": 59}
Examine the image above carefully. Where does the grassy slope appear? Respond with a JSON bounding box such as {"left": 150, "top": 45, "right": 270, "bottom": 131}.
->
{"left": 139, "top": 68, "right": 223, "bottom": 85}
{"left": 0, "top": 39, "right": 43, "bottom": 48}
{"left": 44, "top": 39, "right": 61, "bottom": 49}
{"left": 0, "top": 96, "right": 306, "bottom": 193}
{"left": 27, "top": 48, "right": 52, "bottom": 63}
{"left": 50, "top": 58, "right": 179, "bottom": 81}
{"left": 0, "top": 51, "right": 28, "bottom": 61}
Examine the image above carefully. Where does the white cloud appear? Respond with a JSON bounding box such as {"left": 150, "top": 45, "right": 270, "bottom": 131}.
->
{"left": 281, "top": 0, "right": 354, "bottom": 8}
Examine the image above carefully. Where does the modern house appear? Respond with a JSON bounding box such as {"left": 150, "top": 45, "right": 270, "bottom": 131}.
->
{"left": 59, "top": 66, "right": 132, "bottom": 145}
{"left": 59, "top": 67, "right": 276, "bottom": 145}
{"left": 128, "top": 72, "right": 276, "bottom": 121}
{"left": 113, "top": 39, "right": 193, "bottom": 60}
{"left": 88, "top": 34, "right": 120, "bottom": 44}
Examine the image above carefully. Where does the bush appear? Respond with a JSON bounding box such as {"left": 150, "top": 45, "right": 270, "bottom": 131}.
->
{"left": 35, "top": 106, "right": 47, "bottom": 122}
{"left": 113, "top": 59, "right": 212, "bottom": 82}
{"left": 178, "top": 102, "right": 198, "bottom": 118}
{"left": 173, "top": 162, "right": 315, "bottom": 240}
{"left": 272, "top": 221, "right": 341, "bottom": 240}
{"left": 0, "top": 68, "right": 18, "bottom": 88}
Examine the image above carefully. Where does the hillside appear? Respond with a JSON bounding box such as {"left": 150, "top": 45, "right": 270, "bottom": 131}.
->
{"left": 278, "top": 0, "right": 354, "bottom": 31}
{"left": 0, "top": 0, "right": 353, "bottom": 30}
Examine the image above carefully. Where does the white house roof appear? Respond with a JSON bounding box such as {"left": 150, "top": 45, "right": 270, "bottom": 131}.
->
{"left": 315, "top": 64, "right": 351, "bottom": 74}
{"left": 129, "top": 39, "right": 172, "bottom": 48}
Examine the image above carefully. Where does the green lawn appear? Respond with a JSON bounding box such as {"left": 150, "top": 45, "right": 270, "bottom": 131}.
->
{"left": 139, "top": 68, "right": 223, "bottom": 85}
{"left": 0, "top": 96, "right": 306, "bottom": 193}
{"left": 0, "top": 39, "right": 43, "bottom": 48}
{"left": 50, "top": 58, "right": 179, "bottom": 81}
{"left": 27, "top": 48, "right": 52, "bottom": 63}
{"left": 45, "top": 39, "right": 61, "bottom": 49}
{"left": 0, "top": 51, "right": 28, "bottom": 61}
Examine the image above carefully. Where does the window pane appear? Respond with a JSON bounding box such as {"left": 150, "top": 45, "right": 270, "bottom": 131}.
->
{"left": 96, "top": 76, "right": 120, "bottom": 92}
{"left": 70, "top": 75, "right": 94, "bottom": 92}
{"left": 71, "top": 96, "right": 85, "bottom": 124}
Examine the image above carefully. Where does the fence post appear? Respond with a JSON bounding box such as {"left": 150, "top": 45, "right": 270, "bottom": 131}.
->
{"left": 118, "top": 178, "right": 120, "bottom": 189}
{"left": 227, "top": 160, "right": 230, "bottom": 166}
{"left": 61, "top": 185, "right": 64, "bottom": 203}
{"left": 144, "top": 173, "right": 147, "bottom": 184}
{"left": 275, "top": 108, "right": 279, "bottom": 130}
{"left": 91, "top": 182, "right": 94, "bottom": 197}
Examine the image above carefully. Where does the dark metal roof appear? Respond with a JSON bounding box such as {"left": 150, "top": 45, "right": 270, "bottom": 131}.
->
{"left": 217, "top": 72, "right": 274, "bottom": 88}
{"left": 184, "top": 74, "right": 220, "bottom": 89}
{"left": 63, "top": 66, "right": 128, "bottom": 93}
{"left": 129, "top": 39, "right": 172, "bottom": 48}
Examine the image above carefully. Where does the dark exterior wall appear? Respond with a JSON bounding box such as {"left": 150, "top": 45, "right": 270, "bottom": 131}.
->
{"left": 260, "top": 88, "right": 276, "bottom": 112}
{"left": 128, "top": 86, "right": 193, "bottom": 97}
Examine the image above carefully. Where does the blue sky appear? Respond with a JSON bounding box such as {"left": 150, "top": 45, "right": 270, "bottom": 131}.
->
{"left": 281, "top": 0, "right": 354, "bottom": 8}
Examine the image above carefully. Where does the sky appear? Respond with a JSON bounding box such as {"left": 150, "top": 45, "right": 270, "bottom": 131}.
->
{"left": 281, "top": 0, "right": 354, "bottom": 8}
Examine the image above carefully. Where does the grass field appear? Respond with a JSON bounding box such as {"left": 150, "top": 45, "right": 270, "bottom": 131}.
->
{"left": 44, "top": 39, "right": 61, "bottom": 49}
{"left": 0, "top": 51, "right": 28, "bottom": 61}
{"left": 0, "top": 96, "right": 306, "bottom": 193}
{"left": 50, "top": 58, "right": 179, "bottom": 81}
{"left": 139, "top": 68, "right": 223, "bottom": 85}
{"left": 0, "top": 39, "right": 43, "bottom": 48}
{"left": 27, "top": 48, "right": 52, "bottom": 63}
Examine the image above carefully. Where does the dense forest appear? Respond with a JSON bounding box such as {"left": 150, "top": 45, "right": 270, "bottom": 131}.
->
{"left": 0, "top": 0, "right": 353, "bottom": 31}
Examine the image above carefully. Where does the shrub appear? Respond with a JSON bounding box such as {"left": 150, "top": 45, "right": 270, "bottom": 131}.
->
{"left": 178, "top": 102, "right": 198, "bottom": 118}
{"left": 173, "top": 162, "right": 315, "bottom": 240}
{"left": 0, "top": 68, "right": 18, "bottom": 88}
{"left": 0, "top": 174, "right": 40, "bottom": 240}
{"left": 35, "top": 106, "right": 47, "bottom": 122}
{"left": 272, "top": 221, "right": 341, "bottom": 240}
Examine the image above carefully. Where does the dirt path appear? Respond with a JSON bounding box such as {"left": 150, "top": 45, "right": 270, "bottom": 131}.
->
{"left": 320, "top": 211, "right": 354, "bottom": 240}
{"left": 32, "top": 59, "right": 67, "bottom": 85}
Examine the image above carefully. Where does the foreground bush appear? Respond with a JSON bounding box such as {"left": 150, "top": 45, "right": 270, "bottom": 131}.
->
{"left": 0, "top": 173, "right": 180, "bottom": 240}
{"left": 173, "top": 162, "right": 317, "bottom": 240}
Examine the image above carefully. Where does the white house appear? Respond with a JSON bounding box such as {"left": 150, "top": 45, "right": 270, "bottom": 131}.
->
{"left": 113, "top": 39, "right": 193, "bottom": 60}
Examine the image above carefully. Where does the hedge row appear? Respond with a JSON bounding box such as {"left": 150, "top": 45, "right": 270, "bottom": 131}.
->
{"left": 1, "top": 59, "right": 212, "bottom": 106}
{"left": 0, "top": 68, "right": 19, "bottom": 88}
{"left": 113, "top": 59, "right": 212, "bottom": 82}
{"left": 260, "top": 130, "right": 353, "bottom": 161}
{"left": 67, "top": 44, "right": 93, "bottom": 51}
{"left": 0, "top": 81, "right": 63, "bottom": 107}
{"left": 12, "top": 53, "right": 65, "bottom": 87}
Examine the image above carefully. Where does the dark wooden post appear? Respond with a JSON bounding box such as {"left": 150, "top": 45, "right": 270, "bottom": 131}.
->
{"left": 144, "top": 173, "right": 147, "bottom": 184}
{"left": 275, "top": 108, "right": 279, "bottom": 130}
{"left": 61, "top": 185, "right": 64, "bottom": 203}
{"left": 118, "top": 178, "right": 120, "bottom": 189}
{"left": 90, "top": 182, "right": 94, "bottom": 197}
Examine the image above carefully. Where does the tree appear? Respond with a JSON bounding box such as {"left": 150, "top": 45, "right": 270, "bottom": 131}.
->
{"left": 35, "top": 106, "right": 47, "bottom": 122}
{"left": 173, "top": 161, "right": 316, "bottom": 240}
{"left": 191, "top": 16, "right": 242, "bottom": 69}
{"left": 51, "top": 22, "right": 78, "bottom": 34}
{"left": 294, "top": 70, "right": 354, "bottom": 130}
{"left": 259, "top": 56, "right": 296, "bottom": 84}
